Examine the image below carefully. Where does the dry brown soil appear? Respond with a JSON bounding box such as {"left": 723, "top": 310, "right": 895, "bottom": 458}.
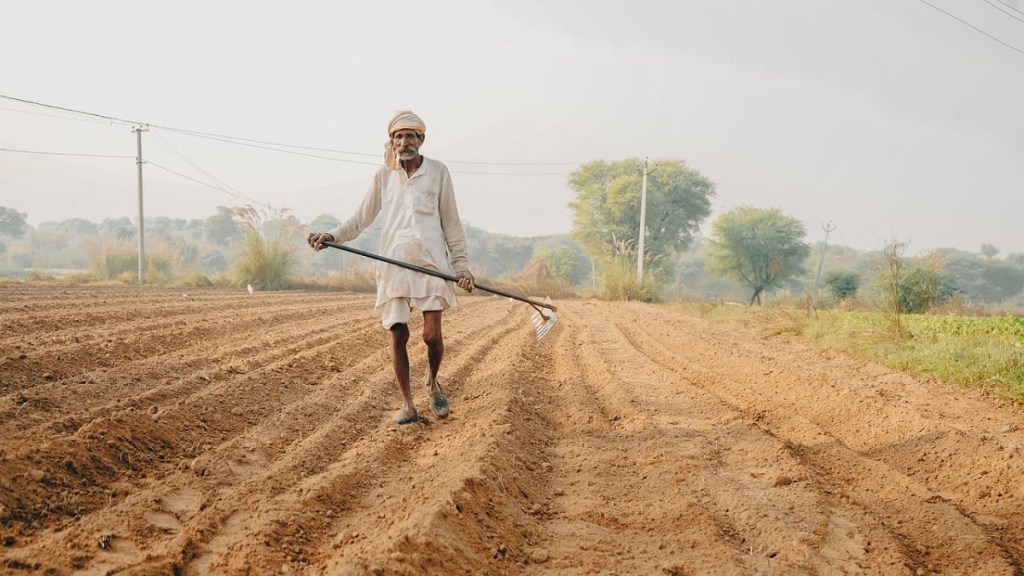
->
{"left": 2, "top": 284, "right": 1024, "bottom": 575}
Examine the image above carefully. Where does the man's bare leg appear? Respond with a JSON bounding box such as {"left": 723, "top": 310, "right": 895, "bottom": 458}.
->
{"left": 422, "top": 311, "right": 443, "bottom": 391}
{"left": 422, "top": 311, "right": 449, "bottom": 418}
{"left": 389, "top": 323, "right": 417, "bottom": 423}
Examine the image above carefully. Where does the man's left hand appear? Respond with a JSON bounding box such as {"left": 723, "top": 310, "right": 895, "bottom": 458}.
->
{"left": 456, "top": 271, "right": 475, "bottom": 293}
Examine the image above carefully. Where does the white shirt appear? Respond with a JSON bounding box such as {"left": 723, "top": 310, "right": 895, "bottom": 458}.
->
{"left": 327, "top": 156, "right": 471, "bottom": 307}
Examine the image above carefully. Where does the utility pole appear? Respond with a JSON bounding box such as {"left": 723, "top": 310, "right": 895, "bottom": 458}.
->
{"left": 637, "top": 156, "right": 650, "bottom": 283}
{"left": 135, "top": 126, "right": 148, "bottom": 284}
{"left": 812, "top": 221, "right": 836, "bottom": 305}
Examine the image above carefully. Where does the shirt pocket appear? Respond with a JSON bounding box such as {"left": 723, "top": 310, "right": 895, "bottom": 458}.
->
{"left": 413, "top": 189, "right": 438, "bottom": 216}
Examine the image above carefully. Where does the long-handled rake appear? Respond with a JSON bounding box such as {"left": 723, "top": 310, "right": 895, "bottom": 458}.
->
{"left": 323, "top": 241, "right": 558, "bottom": 340}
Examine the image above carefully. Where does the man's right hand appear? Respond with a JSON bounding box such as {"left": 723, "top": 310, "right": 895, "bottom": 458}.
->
{"left": 307, "top": 232, "right": 335, "bottom": 251}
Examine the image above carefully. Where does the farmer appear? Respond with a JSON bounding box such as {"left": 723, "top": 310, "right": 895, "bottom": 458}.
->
{"left": 307, "top": 111, "right": 475, "bottom": 425}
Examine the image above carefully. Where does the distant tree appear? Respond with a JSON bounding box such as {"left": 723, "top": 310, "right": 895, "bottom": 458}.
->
{"left": 150, "top": 217, "right": 176, "bottom": 238}
{"left": 531, "top": 245, "right": 588, "bottom": 285}
{"left": 307, "top": 213, "right": 340, "bottom": 232}
{"left": 184, "top": 219, "right": 205, "bottom": 241}
{"left": 204, "top": 206, "right": 242, "bottom": 244}
{"left": 824, "top": 270, "right": 860, "bottom": 301}
{"left": 199, "top": 250, "right": 228, "bottom": 274}
{"left": 570, "top": 158, "right": 713, "bottom": 265}
{"left": 0, "top": 206, "right": 28, "bottom": 239}
{"left": 981, "top": 243, "right": 999, "bottom": 260}
{"left": 462, "top": 223, "right": 535, "bottom": 278}
{"left": 941, "top": 248, "right": 1024, "bottom": 303}
{"left": 892, "top": 255, "right": 957, "bottom": 313}
{"left": 568, "top": 158, "right": 714, "bottom": 298}
{"left": 706, "top": 207, "right": 810, "bottom": 305}
{"left": 57, "top": 218, "right": 99, "bottom": 236}
{"left": 99, "top": 218, "right": 135, "bottom": 240}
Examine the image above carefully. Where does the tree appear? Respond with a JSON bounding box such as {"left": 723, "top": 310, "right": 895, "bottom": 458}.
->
{"left": 99, "top": 218, "right": 135, "bottom": 240}
{"left": 530, "top": 245, "right": 588, "bottom": 285}
{"left": 307, "top": 213, "right": 340, "bottom": 232}
{"left": 707, "top": 206, "right": 810, "bottom": 305}
{"left": 205, "top": 206, "right": 242, "bottom": 244}
{"left": 981, "top": 243, "right": 999, "bottom": 260}
{"left": 868, "top": 251, "right": 957, "bottom": 314}
{"left": 568, "top": 158, "right": 714, "bottom": 296}
{"left": 0, "top": 206, "right": 28, "bottom": 239}
{"left": 824, "top": 271, "right": 860, "bottom": 301}
{"left": 56, "top": 218, "right": 98, "bottom": 236}
{"left": 939, "top": 248, "right": 1024, "bottom": 303}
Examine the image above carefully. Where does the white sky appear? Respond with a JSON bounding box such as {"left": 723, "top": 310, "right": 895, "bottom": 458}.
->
{"left": 1, "top": 0, "right": 1022, "bottom": 255}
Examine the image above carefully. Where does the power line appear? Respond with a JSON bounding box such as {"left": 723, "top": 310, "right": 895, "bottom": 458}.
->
{"left": 1, "top": 93, "right": 582, "bottom": 170}
{"left": 146, "top": 160, "right": 316, "bottom": 223}
{"left": 160, "top": 126, "right": 576, "bottom": 171}
{"left": 146, "top": 161, "right": 272, "bottom": 209}
{"left": 445, "top": 159, "right": 581, "bottom": 167}
{"left": 453, "top": 168, "right": 570, "bottom": 176}
{"left": 0, "top": 146, "right": 134, "bottom": 159}
{"left": 159, "top": 125, "right": 380, "bottom": 159}
{"left": 0, "top": 105, "right": 111, "bottom": 125}
{"left": 0, "top": 94, "right": 140, "bottom": 126}
{"left": 993, "top": 0, "right": 1024, "bottom": 17}
{"left": 153, "top": 127, "right": 382, "bottom": 166}
{"left": 913, "top": 0, "right": 1024, "bottom": 56}
{"left": 135, "top": 125, "right": 581, "bottom": 166}
{"left": 147, "top": 131, "right": 251, "bottom": 202}
{"left": 982, "top": 0, "right": 1024, "bottom": 23}
{"left": 153, "top": 126, "right": 571, "bottom": 175}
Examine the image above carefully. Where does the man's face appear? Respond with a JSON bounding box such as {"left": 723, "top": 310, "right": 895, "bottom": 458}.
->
{"left": 392, "top": 129, "right": 423, "bottom": 160}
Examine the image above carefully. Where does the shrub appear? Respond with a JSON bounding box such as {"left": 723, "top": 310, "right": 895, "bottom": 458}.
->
{"left": 230, "top": 206, "right": 300, "bottom": 290}
{"left": 825, "top": 271, "right": 860, "bottom": 301}
{"left": 596, "top": 255, "right": 658, "bottom": 301}
{"left": 85, "top": 237, "right": 136, "bottom": 280}
{"left": 179, "top": 273, "right": 214, "bottom": 288}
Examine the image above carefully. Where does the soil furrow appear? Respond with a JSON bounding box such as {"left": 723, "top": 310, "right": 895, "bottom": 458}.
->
{"left": 4, "top": 285, "right": 1024, "bottom": 576}
{"left": 614, "top": 302, "right": 1023, "bottom": 574}
{"left": 0, "top": 295, "right": 368, "bottom": 396}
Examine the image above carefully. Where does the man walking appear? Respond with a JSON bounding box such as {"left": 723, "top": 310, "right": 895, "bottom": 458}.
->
{"left": 308, "top": 111, "right": 475, "bottom": 425}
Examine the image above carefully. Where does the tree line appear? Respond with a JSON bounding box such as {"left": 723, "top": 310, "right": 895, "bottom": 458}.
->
{"left": 3, "top": 158, "right": 1023, "bottom": 313}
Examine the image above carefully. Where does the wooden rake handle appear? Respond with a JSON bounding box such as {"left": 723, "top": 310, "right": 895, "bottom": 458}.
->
{"left": 322, "top": 241, "right": 557, "bottom": 312}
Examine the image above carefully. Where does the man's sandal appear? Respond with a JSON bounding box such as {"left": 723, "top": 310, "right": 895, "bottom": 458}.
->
{"left": 392, "top": 408, "right": 418, "bottom": 425}
{"left": 429, "top": 386, "right": 450, "bottom": 419}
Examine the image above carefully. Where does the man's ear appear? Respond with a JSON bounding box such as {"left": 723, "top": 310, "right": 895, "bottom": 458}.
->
{"left": 419, "top": 133, "right": 426, "bottom": 144}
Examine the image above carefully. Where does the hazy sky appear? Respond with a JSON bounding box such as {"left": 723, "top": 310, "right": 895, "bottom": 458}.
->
{"left": 2, "top": 0, "right": 1022, "bottom": 255}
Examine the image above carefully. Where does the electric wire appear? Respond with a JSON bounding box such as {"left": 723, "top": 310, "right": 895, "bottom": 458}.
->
{"left": 157, "top": 125, "right": 378, "bottom": 158}
{"left": 152, "top": 126, "right": 571, "bottom": 175}
{"left": 0, "top": 94, "right": 141, "bottom": 126}
{"left": 994, "top": 0, "right": 1024, "bottom": 17}
{"left": 913, "top": 0, "right": 1024, "bottom": 56}
{"left": 0, "top": 146, "right": 134, "bottom": 159}
{"left": 981, "top": 0, "right": 1024, "bottom": 23}
{"left": 146, "top": 161, "right": 272, "bottom": 209}
{"left": 0, "top": 105, "right": 112, "bottom": 125}
{"left": 155, "top": 126, "right": 582, "bottom": 166}
{"left": 1, "top": 94, "right": 582, "bottom": 171}
{"left": 151, "top": 126, "right": 381, "bottom": 166}
{"left": 146, "top": 131, "right": 251, "bottom": 202}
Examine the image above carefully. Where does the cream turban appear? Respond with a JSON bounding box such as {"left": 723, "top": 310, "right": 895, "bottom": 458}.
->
{"left": 384, "top": 111, "right": 426, "bottom": 170}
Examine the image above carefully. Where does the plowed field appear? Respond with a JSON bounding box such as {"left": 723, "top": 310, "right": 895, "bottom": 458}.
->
{"left": 2, "top": 284, "right": 1024, "bottom": 575}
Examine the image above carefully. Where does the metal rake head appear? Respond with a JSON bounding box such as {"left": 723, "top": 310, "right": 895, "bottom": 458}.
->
{"left": 530, "top": 297, "right": 558, "bottom": 341}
